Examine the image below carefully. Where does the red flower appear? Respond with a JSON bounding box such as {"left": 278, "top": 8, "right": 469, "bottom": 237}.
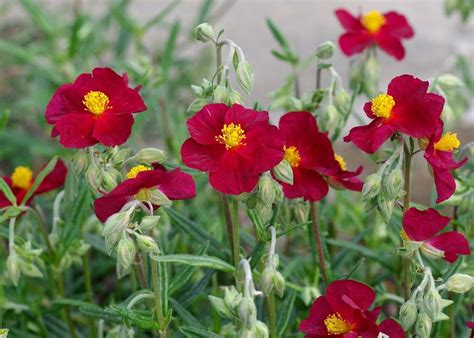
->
{"left": 45, "top": 67, "right": 147, "bottom": 148}
{"left": 402, "top": 207, "right": 470, "bottom": 263}
{"left": 94, "top": 165, "right": 196, "bottom": 222}
{"left": 327, "top": 154, "right": 364, "bottom": 192}
{"left": 344, "top": 75, "right": 444, "bottom": 154}
{"left": 335, "top": 9, "right": 414, "bottom": 60}
{"left": 299, "top": 279, "right": 405, "bottom": 338}
{"left": 180, "top": 104, "right": 283, "bottom": 195}
{"left": 422, "top": 125, "right": 468, "bottom": 203}
{"left": 0, "top": 160, "right": 67, "bottom": 208}
{"left": 276, "top": 112, "right": 345, "bottom": 201}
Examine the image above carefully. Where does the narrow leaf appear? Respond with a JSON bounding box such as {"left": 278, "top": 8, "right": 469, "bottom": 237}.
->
{"left": 150, "top": 254, "right": 234, "bottom": 273}
{"left": 20, "top": 156, "right": 58, "bottom": 206}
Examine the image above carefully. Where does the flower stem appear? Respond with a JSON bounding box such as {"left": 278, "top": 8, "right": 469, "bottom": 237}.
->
{"left": 402, "top": 141, "right": 413, "bottom": 301}
{"left": 310, "top": 202, "right": 328, "bottom": 285}
{"left": 266, "top": 291, "right": 277, "bottom": 338}
{"left": 151, "top": 260, "right": 166, "bottom": 337}
{"left": 82, "top": 252, "right": 98, "bottom": 338}
{"left": 220, "top": 194, "right": 239, "bottom": 269}
{"left": 230, "top": 198, "right": 241, "bottom": 270}
{"left": 134, "top": 253, "right": 148, "bottom": 289}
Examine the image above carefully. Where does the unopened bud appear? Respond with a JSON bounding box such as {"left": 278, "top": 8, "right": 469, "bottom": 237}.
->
{"left": 399, "top": 300, "right": 418, "bottom": 330}
{"left": 273, "top": 271, "right": 285, "bottom": 297}
{"left": 272, "top": 160, "right": 293, "bottom": 185}
{"left": 213, "top": 85, "right": 228, "bottom": 104}
{"left": 149, "top": 188, "right": 171, "bottom": 206}
{"left": 133, "top": 148, "right": 167, "bottom": 165}
{"left": 362, "top": 174, "right": 382, "bottom": 200}
{"left": 236, "top": 61, "right": 254, "bottom": 94}
{"left": 0, "top": 329, "right": 9, "bottom": 338}
{"left": 363, "top": 56, "right": 380, "bottom": 98}
{"left": 437, "top": 74, "right": 463, "bottom": 90}
{"left": 228, "top": 89, "right": 242, "bottom": 105}
{"left": 209, "top": 295, "right": 232, "bottom": 319}
{"left": 111, "top": 148, "right": 132, "bottom": 165}
{"left": 101, "top": 169, "right": 119, "bottom": 192}
{"left": 323, "top": 104, "right": 340, "bottom": 133}
{"left": 224, "top": 286, "right": 242, "bottom": 310}
{"left": 334, "top": 89, "right": 351, "bottom": 114}
{"left": 7, "top": 253, "right": 20, "bottom": 286}
{"left": 187, "top": 97, "right": 209, "bottom": 114}
{"left": 444, "top": 273, "right": 474, "bottom": 293}
{"left": 102, "top": 211, "right": 131, "bottom": 237}
{"left": 422, "top": 288, "right": 441, "bottom": 321}
{"left": 415, "top": 312, "right": 432, "bottom": 338}
{"left": 383, "top": 169, "right": 403, "bottom": 200}
{"left": 261, "top": 266, "right": 275, "bottom": 295}
{"left": 85, "top": 166, "right": 102, "bottom": 191}
{"left": 258, "top": 174, "right": 276, "bottom": 206}
{"left": 420, "top": 243, "right": 445, "bottom": 260}
{"left": 194, "top": 23, "right": 215, "bottom": 43}
{"left": 139, "top": 215, "right": 161, "bottom": 231}
{"left": 254, "top": 321, "right": 269, "bottom": 338}
{"left": 117, "top": 236, "right": 136, "bottom": 270}
{"left": 72, "top": 150, "right": 89, "bottom": 175}
{"left": 135, "top": 233, "right": 160, "bottom": 253}
{"left": 377, "top": 197, "right": 393, "bottom": 223}
{"left": 238, "top": 297, "right": 257, "bottom": 328}
{"left": 316, "top": 41, "right": 335, "bottom": 59}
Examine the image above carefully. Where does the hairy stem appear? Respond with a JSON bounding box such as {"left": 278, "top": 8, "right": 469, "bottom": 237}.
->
{"left": 134, "top": 253, "right": 148, "bottom": 289}
{"left": 151, "top": 260, "right": 166, "bottom": 337}
{"left": 310, "top": 202, "right": 328, "bottom": 285}
{"left": 266, "top": 291, "right": 277, "bottom": 338}
{"left": 402, "top": 141, "right": 413, "bottom": 301}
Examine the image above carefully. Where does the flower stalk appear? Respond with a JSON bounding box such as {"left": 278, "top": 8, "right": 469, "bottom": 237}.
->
{"left": 402, "top": 139, "right": 413, "bottom": 301}
{"left": 310, "top": 201, "right": 328, "bottom": 285}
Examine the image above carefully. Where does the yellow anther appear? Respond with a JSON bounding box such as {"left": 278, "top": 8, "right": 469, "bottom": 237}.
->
{"left": 361, "top": 10, "right": 386, "bottom": 33}
{"left": 371, "top": 94, "right": 395, "bottom": 119}
{"left": 324, "top": 313, "right": 351, "bottom": 335}
{"left": 284, "top": 145, "right": 302, "bottom": 168}
{"left": 334, "top": 154, "right": 347, "bottom": 171}
{"left": 215, "top": 123, "right": 246, "bottom": 150}
{"left": 83, "top": 91, "right": 111, "bottom": 115}
{"left": 126, "top": 165, "right": 151, "bottom": 179}
{"left": 11, "top": 166, "right": 33, "bottom": 190}
{"left": 434, "top": 132, "right": 460, "bottom": 152}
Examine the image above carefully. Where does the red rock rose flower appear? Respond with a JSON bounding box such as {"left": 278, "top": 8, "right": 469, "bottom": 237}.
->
{"left": 45, "top": 67, "right": 147, "bottom": 148}
{"left": 402, "top": 207, "right": 470, "bottom": 263}
{"left": 344, "top": 75, "right": 444, "bottom": 154}
{"left": 0, "top": 160, "right": 67, "bottom": 208}
{"left": 335, "top": 9, "right": 414, "bottom": 60}
{"left": 327, "top": 154, "right": 364, "bottom": 192}
{"left": 299, "top": 279, "right": 405, "bottom": 338}
{"left": 94, "top": 165, "right": 196, "bottom": 222}
{"left": 180, "top": 103, "right": 284, "bottom": 195}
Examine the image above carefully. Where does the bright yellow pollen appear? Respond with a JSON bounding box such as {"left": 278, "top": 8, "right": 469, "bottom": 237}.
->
{"left": 324, "top": 313, "right": 351, "bottom": 335}
{"left": 83, "top": 91, "right": 111, "bottom": 115}
{"left": 334, "top": 154, "right": 347, "bottom": 171}
{"left": 434, "top": 132, "right": 460, "bottom": 152}
{"left": 11, "top": 166, "right": 33, "bottom": 190}
{"left": 361, "top": 10, "right": 386, "bottom": 33}
{"left": 126, "top": 165, "right": 151, "bottom": 179}
{"left": 284, "top": 145, "right": 301, "bottom": 168}
{"left": 371, "top": 94, "right": 395, "bottom": 119}
{"left": 215, "top": 123, "right": 246, "bottom": 150}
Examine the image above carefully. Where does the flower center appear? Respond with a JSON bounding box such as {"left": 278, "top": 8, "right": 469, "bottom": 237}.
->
{"left": 11, "top": 166, "right": 33, "bottom": 190}
{"left": 361, "top": 10, "right": 386, "bottom": 33}
{"left": 215, "top": 123, "right": 246, "bottom": 150}
{"left": 334, "top": 154, "right": 347, "bottom": 171}
{"left": 83, "top": 91, "right": 111, "bottom": 115}
{"left": 434, "top": 132, "right": 460, "bottom": 152}
{"left": 371, "top": 94, "right": 395, "bottom": 119}
{"left": 127, "top": 165, "right": 151, "bottom": 179}
{"left": 324, "top": 313, "right": 351, "bottom": 335}
{"left": 284, "top": 145, "right": 301, "bottom": 168}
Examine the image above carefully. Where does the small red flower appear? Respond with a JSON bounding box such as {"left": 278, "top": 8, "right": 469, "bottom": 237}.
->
{"left": 344, "top": 75, "right": 444, "bottom": 154}
{"left": 299, "top": 279, "right": 405, "bottom": 338}
{"left": 335, "top": 9, "right": 414, "bottom": 60}
{"left": 180, "top": 103, "right": 284, "bottom": 195}
{"left": 402, "top": 207, "right": 470, "bottom": 263}
{"left": 422, "top": 125, "right": 468, "bottom": 203}
{"left": 328, "top": 154, "right": 364, "bottom": 192}
{"left": 0, "top": 160, "right": 67, "bottom": 208}
{"left": 94, "top": 165, "right": 196, "bottom": 222}
{"left": 45, "top": 67, "right": 147, "bottom": 148}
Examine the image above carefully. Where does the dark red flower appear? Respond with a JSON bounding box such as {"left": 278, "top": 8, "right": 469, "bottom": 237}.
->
{"left": 421, "top": 124, "right": 468, "bottom": 203}
{"left": 45, "top": 67, "right": 147, "bottom": 148}
{"left": 402, "top": 207, "right": 470, "bottom": 263}
{"left": 344, "top": 75, "right": 444, "bottom": 154}
{"left": 299, "top": 279, "right": 405, "bottom": 338}
{"left": 180, "top": 103, "right": 284, "bottom": 195}
{"left": 276, "top": 111, "right": 344, "bottom": 201}
{"left": 0, "top": 160, "right": 67, "bottom": 208}
{"left": 335, "top": 9, "right": 414, "bottom": 60}
{"left": 94, "top": 165, "right": 196, "bottom": 222}
{"left": 327, "top": 154, "right": 364, "bottom": 192}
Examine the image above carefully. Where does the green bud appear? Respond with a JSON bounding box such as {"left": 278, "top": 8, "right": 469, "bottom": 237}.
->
{"left": 273, "top": 183, "right": 284, "bottom": 205}
{"left": 238, "top": 297, "right": 257, "bottom": 329}
{"left": 139, "top": 215, "right": 161, "bottom": 231}
{"left": 117, "top": 236, "right": 136, "bottom": 270}
{"left": 3, "top": 206, "right": 23, "bottom": 219}
{"left": 420, "top": 243, "right": 445, "bottom": 260}
{"left": 363, "top": 56, "right": 380, "bottom": 98}
{"left": 316, "top": 41, "right": 335, "bottom": 59}
{"left": 399, "top": 300, "right": 418, "bottom": 330}
{"left": 362, "top": 174, "right": 382, "bottom": 200}
{"left": 258, "top": 174, "right": 276, "bottom": 207}
{"left": 0, "top": 329, "right": 9, "bottom": 337}
{"left": 85, "top": 165, "right": 102, "bottom": 191}
{"left": 399, "top": 240, "right": 423, "bottom": 259}
{"left": 7, "top": 253, "right": 20, "bottom": 286}
{"left": 272, "top": 160, "right": 293, "bottom": 185}
{"left": 213, "top": 85, "right": 228, "bottom": 104}
{"left": 377, "top": 197, "right": 393, "bottom": 223}
{"left": 288, "top": 97, "right": 304, "bottom": 111}
{"left": 383, "top": 169, "right": 404, "bottom": 200}
{"left": 19, "top": 261, "right": 43, "bottom": 278}
{"left": 255, "top": 201, "right": 272, "bottom": 224}
{"left": 301, "top": 286, "right": 321, "bottom": 306}
{"left": 321, "top": 104, "right": 340, "bottom": 133}
{"left": 415, "top": 312, "right": 432, "bottom": 338}
{"left": 101, "top": 169, "right": 119, "bottom": 192}
{"left": 228, "top": 89, "right": 242, "bottom": 105}
{"left": 194, "top": 23, "right": 215, "bottom": 43}
{"left": 133, "top": 148, "right": 167, "bottom": 164}
{"left": 334, "top": 89, "right": 351, "bottom": 114}
{"left": 187, "top": 97, "right": 209, "bottom": 114}
{"left": 254, "top": 321, "right": 269, "bottom": 338}
{"left": 261, "top": 266, "right": 275, "bottom": 295}
{"left": 208, "top": 295, "right": 232, "bottom": 319}
{"left": 236, "top": 61, "right": 254, "bottom": 94}
{"left": 134, "top": 233, "right": 160, "bottom": 253}
{"left": 224, "top": 286, "right": 242, "bottom": 310}
{"left": 422, "top": 288, "right": 442, "bottom": 321}
{"left": 111, "top": 148, "right": 132, "bottom": 165}
{"left": 437, "top": 74, "right": 464, "bottom": 90}
{"left": 72, "top": 149, "right": 89, "bottom": 175}
{"left": 149, "top": 188, "right": 171, "bottom": 206}
{"left": 273, "top": 271, "right": 285, "bottom": 298}
{"left": 102, "top": 211, "right": 131, "bottom": 237}
{"left": 444, "top": 273, "right": 474, "bottom": 293}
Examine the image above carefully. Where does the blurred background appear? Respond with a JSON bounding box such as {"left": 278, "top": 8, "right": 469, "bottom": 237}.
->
{"left": 1, "top": 0, "right": 473, "bottom": 204}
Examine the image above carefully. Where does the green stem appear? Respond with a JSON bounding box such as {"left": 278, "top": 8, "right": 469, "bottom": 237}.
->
{"left": 151, "top": 260, "right": 166, "bottom": 337}
{"left": 402, "top": 141, "right": 413, "bottom": 301}
{"left": 310, "top": 202, "right": 328, "bottom": 285}
{"left": 266, "top": 291, "right": 277, "bottom": 338}
{"left": 56, "top": 271, "right": 78, "bottom": 338}
{"left": 134, "top": 253, "right": 148, "bottom": 289}
{"left": 82, "top": 253, "right": 97, "bottom": 338}
{"left": 230, "top": 199, "right": 240, "bottom": 271}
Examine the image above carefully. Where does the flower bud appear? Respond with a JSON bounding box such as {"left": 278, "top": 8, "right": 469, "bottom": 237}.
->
{"left": 111, "top": 147, "right": 132, "bottom": 166}
{"left": 102, "top": 211, "right": 131, "bottom": 237}
{"left": 7, "top": 253, "right": 20, "bottom": 286}
{"left": 149, "top": 188, "right": 171, "bottom": 206}
{"left": 383, "top": 169, "right": 403, "bottom": 200}
{"left": 362, "top": 174, "right": 382, "bottom": 200}
{"left": 228, "top": 89, "right": 242, "bottom": 105}
{"left": 261, "top": 266, "right": 275, "bottom": 295}
{"left": 209, "top": 295, "right": 232, "bottom": 319}
{"left": 420, "top": 243, "right": 445, "bottom": 260}
{"left": 101, "top": 169, "right": 119, "bottom": 192}
{"left": 238, "top": 297, "right": 257, "bottom": 329}
{"left": 72, "top": 149, "right": 89, "bottom": 175}
{"left": 85, "top": 165, "right": 102, "bottom": 191}
{"left": 236, "top": 61, "right": 254, "bottom": 94}
{"left": 316, "top": 41, "right": 335, "bottom": 59}
{"left": 399, "top": 300, "right": 418, "bottom": 330}
{"left": 213, "top": 85, "right": 228, "bottom": 104}
{"left": 117, "top": 236, "right": 136, "bottom": 270}
{"left": 334, "top": 89, "right": 351, "bottom": 114}
{"left": 224, "top": 286, "right": 242, "bottom": 310}
{"left": 258, "top": 174, "right": 276, "bottom": 207}
{"left": 255, "top": 202, "right": 272, "bottom": 224}
{"left": 134, "top": 233, "right": 160, "bottom": 253}
{"left": 437, "top": 74, "right": 463, "bottom": 90}
{"left": 0, "top": 329, "right": 9, "bottom": 338}
{"left": 273, "top": 271, "right": 285, "bottom": 298}
{"left": 133, "top": 148, "right": 167, "bottom": 165}
{"left": 194, "top": 23, "right": 215, "bottom": 43}
{"left": 377, "top": 197, "right": 393, "bottom": 223}
{"left": 421, "top": 288, "right": 441, "bottom": 321}
{"left": 19, "top": 261, "right": 43, "bottom": 278}
{"left": 444, "top": 273, "right": 474, "bottom": 293}
{"left": 272, "top": 160, "right": 293, "bottom": 185}
{"left": 363, "top": 56, "right": 380, "bottom": 98}
{"left": 323, "top": 104, "right": 341, "bottom": 133}
{"left": 139, "top": 215, "right": 161, "bottom": 231}
{"left": 415, "top": 312, "right": 432, "bottom": 338}
{"left": 187, "top": 97, "right": 209, "bottom": 114}
{"left": 301, "top": 286, "right": 321, "bottom": 306}
{"left": 254, "top": 321, "right": 269, "bottom": 338}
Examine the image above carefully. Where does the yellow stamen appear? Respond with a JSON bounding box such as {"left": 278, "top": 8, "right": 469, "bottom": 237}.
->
{"left": 434, "top": 132, "right": 460, "bottom": 152}
{"left": 284, "top": 145, "right": 301, "bottom": 168}
{"left": 324, "top": 313, "right": 351, "bottom": 335}
{"left": 215, "top": 123, "right": 246, "bottom": 150}
{"left": 11, "top": 166, "right": 33, "bottom": 190}
{"left": 83, "top": 91, "right": 111, "bottom": 115}
{"left": 371, "top": 94, "right": 395, "bottom": 119}
{"left": 361, "top": 10, "right": 386, "bottom": 33}
{"left": 126, "top": 165, "right": 151, "bottom": 179}
{"left": 334, "top": 154, "right": 347, "bottom": 171}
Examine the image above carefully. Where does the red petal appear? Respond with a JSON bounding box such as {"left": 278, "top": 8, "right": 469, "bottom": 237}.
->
{"left": 181, "top": 138, "right": 224, "bottom": 172}
{"left": 335, "top": 9, "right": 363, "bottom": 31}
{"left": 299, "top": 296, "right": 333, "bottom": 336}
{"left": 375, "top": 33, "right": 405, "bottom": 60}
{"left": 93, "top": 114, "right": 134, "bottom": 146}
{"left": 280, "top": 168, "right": 329, "bottom": 202}
{"left": 338, "top": 32, "right": 373, "bottom": 56}
{"left": 209, "top": 166, "right": 259, "bottom": 195}
{"left": 224, "top": 104, "right": 269, "bottom": 130}
{"left": 326, "top": 280, "right": 375, "bottom": 313}
{"left": 94, "top": 195, "right": 129, "bottom": 222}
{"left": 186, "top": 103, "right": 228, "bottom": 145}
{"left": 343, "top": 119, "right": 395, "bottom": 154}
{"left": 330, "top": 166, "right": 364, "bottom": 191}
{"left": 379, "top": 319, "right": 405, "bottom": 338}
{"left": 428, "top": 232, "right": 470, "bottom": 263}
{"left": 402, "top": 207, "right": 450, "bottom": 241}
{"left": 152, "top": 168, "right": 196, "bottom": 200}
{"left": 363, "top": 102, "right": 376, "bottom": 119}
{"left": 54, "top": 113, "right": 97, "bottom": 148}
{"left": 34, "top": 160, "right": 68, "bottom": 195}
{"left": 382, "top": 12, "right": 414, "bottom": 38}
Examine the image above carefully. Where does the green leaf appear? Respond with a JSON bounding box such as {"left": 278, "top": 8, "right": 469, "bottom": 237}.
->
{"left": 266, "top": 18, "right": 291, "bottom": 54}
{"left": 110, "top": 305, "right": 159, "bottom": 330}
{"left": 170, "top": 298, "right": 203, "bottom": 329}
{"left": 143, "top": 0, "right": 181, "bottom": 32}
{"left": 150, "top": 254, "right": 234, "bottom": 273}
{"left": 0, "top": 177, "right": 16, "bottom": 205}
{"left": 277, "top": 289, "right": 296, "bottom": 336}
{"left": 79, "top": 305, "right": 122, "bottom": 323}
{"left": 52, "top": 298, "right": 97, "bottom": 309}
{"left": 179, "top": 326, "right": 223, "bottom": 338}
{"left": 177, "top": 269, "right": 214, "bottom": 308}
{"left": 19, "top": 0, "right": 57, "bottom": 38}
{"left": 20, "top": 156, "right": 58, "bottom": 206}
{"left": 159, "top": 21, "right": 181, "bottom": 83}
